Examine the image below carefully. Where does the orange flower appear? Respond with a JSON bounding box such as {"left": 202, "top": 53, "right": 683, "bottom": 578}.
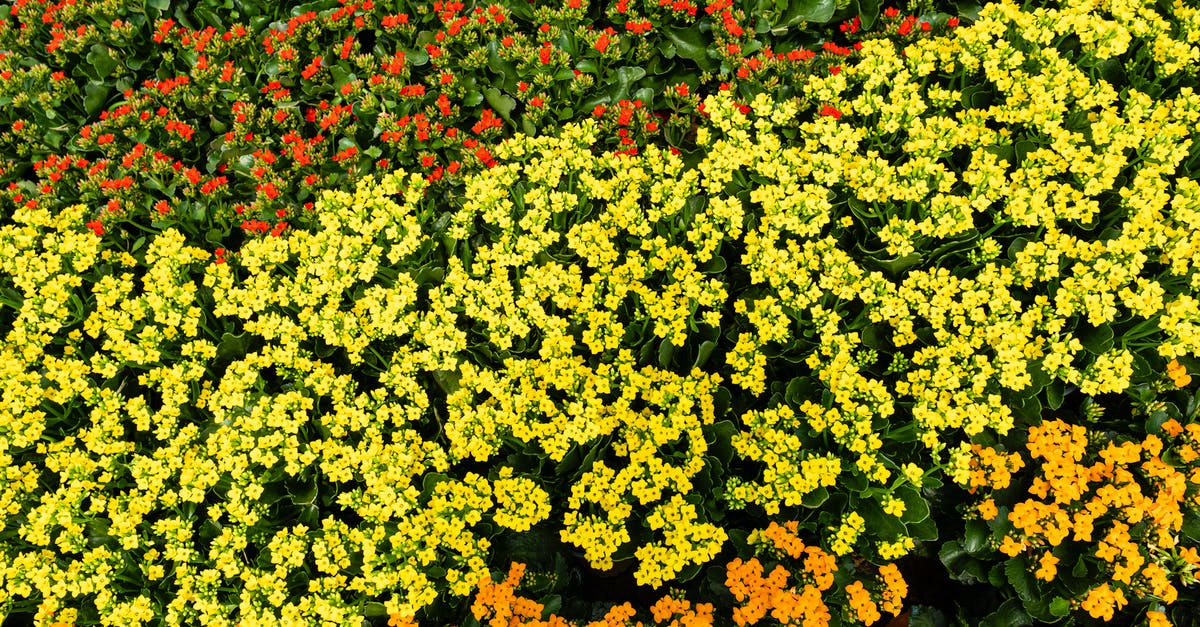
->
{"left": 1167, "top": 359, "right": 1191, "bottom": 387}
{"left": 1034, "top": 552, "right": 1059, "bottom": 581}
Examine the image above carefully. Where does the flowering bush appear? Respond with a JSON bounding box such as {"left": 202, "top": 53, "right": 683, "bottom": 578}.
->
{"left": 3, "top": 0, "right": 1200, "bottom": 624}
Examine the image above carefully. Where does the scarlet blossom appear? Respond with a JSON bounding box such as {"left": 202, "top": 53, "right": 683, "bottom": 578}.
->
{"left": 85, "top": 219, "right": 104, "bottom": 235}
{"left": 819, "top": 105, "right": 842, "bottom": 119}
{"left": 594, "top": 32, "right": 612, "bottom": 53}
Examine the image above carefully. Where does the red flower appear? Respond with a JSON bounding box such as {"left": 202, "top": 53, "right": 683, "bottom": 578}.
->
{"left": 529, "top": 96, "right": 545, "bottom": 107}
{"left": 85, "top": 219, "right": 104, "bottom": 235}
{"left": 819, "top": 105, "right": 842, "bottom": 119}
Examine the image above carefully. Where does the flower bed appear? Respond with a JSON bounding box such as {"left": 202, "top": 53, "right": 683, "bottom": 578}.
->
{"left": 2, "top": 0, "right": 1200, "bottom": 625}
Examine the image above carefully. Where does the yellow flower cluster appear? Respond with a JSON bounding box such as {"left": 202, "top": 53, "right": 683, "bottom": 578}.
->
{"left": 491, "top": 468, "right": 552, "bottom": 533}
{"left": 6, "top": 0, "right": 1200, "bottom": 620}
{"left": 727, "top": 403, "right": 842, "bottom": 515}
{"left": 634, "top": 495, "right": 728, "bottom": 588}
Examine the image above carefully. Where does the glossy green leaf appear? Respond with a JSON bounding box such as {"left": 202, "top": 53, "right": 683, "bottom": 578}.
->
{"left": 663, "top": 26, "right": 715, "bottom": 71}
{"left": 85, "top": 45, "right": 119, "bottom": 80}
{"left": 485, "top": 87, "right": 517, "bottom": 124}
{"left": 606, "top": 66, "right": 646, "bottom": 103}
{"left": 83, "top": 81, "right": 111, "bottom": 117}
{"left": 693, "top": 340, "right": 717, "bottom": 369}
{"left": 784, "top": 0, "right": 836, "bottom": 24}
{"left": 1078, "top": 323, "right": 1114, "bottom": 355}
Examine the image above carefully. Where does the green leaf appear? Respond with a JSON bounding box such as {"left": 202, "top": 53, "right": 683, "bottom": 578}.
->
{"left": 657, "top": 338, "right": 675, "bottom": 369}
{"left": 872, "top": 252, "right": 922, "bottom": 276}
{"left": 802, "top": 487, "right": 829, "bottom": 508}
{"left": 858, "top": 499, "right": 906, "bottom": 538}
{"left": 83, "top": 81, "right": 111, "bottom": 117}
{"left": 663, "top": 26, "right": 715, "bottom": 72}
{"left": 1049, "top": 597, "right": 1070, "bottom": 617}
{"left": 981, "top": 598, "right": 1034, "bottom": 627}
{"left": 908, "top": 515, "right": 938, "bottom": 541}
{"left": 1078, "top": 323, "right": 1114, "bottom": 355}
{"left": 907, "top": 605, "right": 949, "bottom": 627}
{"left": 784, "top": 376, "right": 817, "bottom": 406}
{"left": 1182, "top": 512, "right": 1200, "bottom": 542}
{"left": 939, "top": 540, "right": 969, "bottom": 571}
{"left": 788, "top": 0, "right": 836, "bottom": 23}
{"left": 1005, "top": 557, "right": 1037, "bottom": 602}
{"left": 86, "top": 44, "right": 119, "bottom": 80}
{"left": 896, "top": 486, "right": 930, "bottom": 523}
{"left": 1011, "top": 393, "right": 1042, "bottom": 424}
{"left": 705, "top": 420, "right": 737, "bottom": 462}
{"left": 606, "top": 66, "right": 646, "bottom": 103}
{"left": 431, "top": 369, "right": 460, "bottom": 394}
{"left": 856, "top": 0, "right": 882, "bottom": 29}
{"left": 484, "top": 87, "right": 517, "bottom": 124}
{"left": 1023, "top": 361, "right": 1051, "bottom": 396}
{"left": 962, "top": 519, "right": 989, "bottom": 554}
{"left": 861, "top": 323, "right": 889, "bottom": 350}
{"left": 693, "top": 340, "right": 717, "bottom": 369}
{"left": 216, "top": 332, "right": 251, "bottom": 362}
{"left": 1045, "top": 379, "right": 1065, "bottom": 410}
{"left": 147, "top": 0, "right": 171, "bottom": 10}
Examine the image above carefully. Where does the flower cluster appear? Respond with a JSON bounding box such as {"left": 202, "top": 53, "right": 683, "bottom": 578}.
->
{"left": 723, "top": 521, "right": 907, "bottom": 626}
{"left": 3, "top": 0, "right": 1200, "bottom": 623}
{"left": 965, "top": 416, "right": 1200, "bottom": 621}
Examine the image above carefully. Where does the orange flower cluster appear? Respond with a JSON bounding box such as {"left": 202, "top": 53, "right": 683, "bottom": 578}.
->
{"left": 1167, "top": 359, "right": 1191, "bottom": 388}
{"left": 471, "top": 563, "right": 568, "bottom": 627}
{"left": 725, "top": 558, "right": 832, "bottom": 626}
{"left": 964, "top": 443, "right": 1024, "bottom": 494}
{"left": 723, "top": 522, "right": 906, "bottom": 626}
{"left": 466, "top": 563, "right": 715, "bottom": 627}
{"left": 971, "top": 418, "right": 1200, "bottom": 620}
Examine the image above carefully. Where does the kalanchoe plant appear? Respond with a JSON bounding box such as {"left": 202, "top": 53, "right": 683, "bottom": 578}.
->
{"left": 3, "top": 0, "right": 1200, "bottom": 625}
